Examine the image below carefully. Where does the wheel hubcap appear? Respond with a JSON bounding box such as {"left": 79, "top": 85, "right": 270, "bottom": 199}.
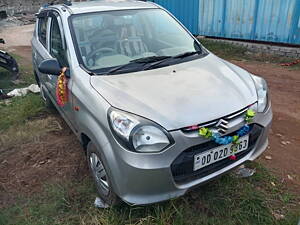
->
{"left": 89, "top": 153, "right": 109, "bottom": 195}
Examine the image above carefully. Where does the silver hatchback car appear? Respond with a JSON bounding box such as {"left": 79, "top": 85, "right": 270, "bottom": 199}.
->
{"left": 32, "top": 0, "right": 272, "bottom": 206}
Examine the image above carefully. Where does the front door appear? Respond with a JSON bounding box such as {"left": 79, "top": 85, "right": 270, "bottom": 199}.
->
{"left": 46, "top": 12, "right": 76, "bottom": 130}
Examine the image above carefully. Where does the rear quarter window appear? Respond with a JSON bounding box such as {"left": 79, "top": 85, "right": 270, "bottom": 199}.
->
{"left": 38, "top": 17, "right": 48, "bottom": 47}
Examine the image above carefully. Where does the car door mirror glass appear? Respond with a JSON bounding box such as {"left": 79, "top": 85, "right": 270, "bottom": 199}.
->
{"left": 38, "top": 58, "right": 61, "bottom": 75}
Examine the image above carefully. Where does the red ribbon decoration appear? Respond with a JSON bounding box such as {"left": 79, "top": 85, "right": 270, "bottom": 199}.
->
{"left": 229, "top": 155, "right": 237, "bottom": 161}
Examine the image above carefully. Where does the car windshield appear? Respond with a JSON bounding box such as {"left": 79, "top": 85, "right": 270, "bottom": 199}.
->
{"left": 70, "top": 9, "right": 203, "bottom": 74}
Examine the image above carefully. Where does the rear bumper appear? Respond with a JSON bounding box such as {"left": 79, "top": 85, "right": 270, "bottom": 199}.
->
{"left": 104, "top": 106, "right": 272, "bottom": 205}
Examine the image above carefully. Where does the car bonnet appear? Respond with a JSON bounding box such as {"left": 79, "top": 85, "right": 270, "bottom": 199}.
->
{"left": 90, "top": 54, "right": 257, "bottom": 131}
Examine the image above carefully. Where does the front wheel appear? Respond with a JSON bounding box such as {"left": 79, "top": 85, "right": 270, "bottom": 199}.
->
{"left": 87, "top": 142, "right": 119, "bottom": 207}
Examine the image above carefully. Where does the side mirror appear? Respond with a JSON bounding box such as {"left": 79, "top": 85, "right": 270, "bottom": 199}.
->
{"left": 38, "top": 58, "right": 62, "bottom": 76}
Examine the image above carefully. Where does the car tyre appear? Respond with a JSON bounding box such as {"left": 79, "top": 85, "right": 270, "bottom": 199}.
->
{"left": 87, "top": 142, "right": 119, "bottom": 207}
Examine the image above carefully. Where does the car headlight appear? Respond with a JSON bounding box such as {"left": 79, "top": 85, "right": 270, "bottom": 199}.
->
{"left": 108, "top": 109, "right": 173, "bottom": 153}
{"left": 251, "top": 74, "right": 268, "bottom": 112}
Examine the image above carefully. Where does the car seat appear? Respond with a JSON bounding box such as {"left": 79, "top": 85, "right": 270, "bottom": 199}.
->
{"left": 116, "top": 24, "right": 149, "bottom": 58}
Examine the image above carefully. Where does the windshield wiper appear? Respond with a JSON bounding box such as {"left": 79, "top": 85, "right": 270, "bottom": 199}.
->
{"left": 142, "top": 51, "right": 204, "bottom": 70}
{"left": 130, "top": 56, "right": 171, "bottom": 63}
{"left": 106, "top": 56, "right": 172, "bottom": 75}
{"left": 105, "top": 53, "right": 202, "bottom": 75}
{"left": 106, "top": 62, "right": 137, "bottom": 75}
{"left": 173, "top": 51, "right": 202, "bottom": 59}
{"left": 142, "top": 57, "right": 174, "bottom": 70}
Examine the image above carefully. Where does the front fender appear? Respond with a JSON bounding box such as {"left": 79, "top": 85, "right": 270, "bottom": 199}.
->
{"left": 71, "top": 73, "right": 124, "bottom": 195}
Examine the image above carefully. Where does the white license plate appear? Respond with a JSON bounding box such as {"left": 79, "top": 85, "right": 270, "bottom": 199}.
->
{"left": 193, "top": 135, "right": 249, "bottom": 171}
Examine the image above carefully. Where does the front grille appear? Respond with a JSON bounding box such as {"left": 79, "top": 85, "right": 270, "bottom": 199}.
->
{"left": 182, "top": 105, "right": 251, "bottom": 133}
{"left": 171, "top": 124, "right": 263, "bottom": 184}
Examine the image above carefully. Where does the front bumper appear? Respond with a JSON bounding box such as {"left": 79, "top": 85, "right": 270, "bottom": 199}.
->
{"left": 104, "top": 106, "right": 272, "bottom": 205}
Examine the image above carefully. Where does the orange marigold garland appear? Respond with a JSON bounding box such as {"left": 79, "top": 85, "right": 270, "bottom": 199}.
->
{"left": 56, "top": 67, "right": 68, "bottom": 106}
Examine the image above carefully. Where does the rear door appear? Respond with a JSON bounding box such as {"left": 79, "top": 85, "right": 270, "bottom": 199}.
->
{"left": 32, "top": 11, "right": 51, "bottom": 85}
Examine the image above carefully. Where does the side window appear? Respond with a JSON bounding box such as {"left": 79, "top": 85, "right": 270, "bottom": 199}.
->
{"left": 38, "top": 17, "right": 48, "bottom": 47}
{"left": 50, "top": 16, "right": 68, "bottom": 67}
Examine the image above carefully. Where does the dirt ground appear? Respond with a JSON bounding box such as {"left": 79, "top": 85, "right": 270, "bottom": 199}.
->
{"left": 0, "top": 24, "right": 34, "bottom": 48}
{"left": 0, "top": 26, "right": 299, "bottom": 208}
{"left": 0, "top": 117, "right": 88, "bottom": 207}
{"left": 233, "top": 61, "right": 300, "bottom": 192}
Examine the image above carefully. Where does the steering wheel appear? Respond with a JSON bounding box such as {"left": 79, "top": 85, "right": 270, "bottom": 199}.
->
{"left": 86, "top": 48, "right": 117, "bottom": 66}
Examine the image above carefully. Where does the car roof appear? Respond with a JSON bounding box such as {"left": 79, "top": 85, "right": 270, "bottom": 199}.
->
{"left": 55, "top": 0, "right": 159, "bottom": 14}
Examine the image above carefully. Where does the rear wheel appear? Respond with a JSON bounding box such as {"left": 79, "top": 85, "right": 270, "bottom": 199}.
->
{"left": 87, "top": 142, "right": 119, "bottom": 207}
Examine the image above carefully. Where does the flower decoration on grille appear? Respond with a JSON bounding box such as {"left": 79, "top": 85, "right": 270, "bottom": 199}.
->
{"left": 56, "top": 67, "right": 68, "bottom": 106}
{"left": 199, "top": 109, "right": 256, "bottom": 160}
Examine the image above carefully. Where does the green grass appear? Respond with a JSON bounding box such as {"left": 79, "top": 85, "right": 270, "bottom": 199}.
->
{"left": 0, "top": 93, "right": 44, "bottom": 130}
{"left": 0, "top": 53, "right": 44, "bottom": 131}
{"left": 0, "top": 162, "right": 299, "bottom": 225}
{"left": 0, "top": 68, "right": 12, "bottom": 90}
{"left": 199, "top": 39, "right": 300, "bottom": 70}
{"left": 0, "top": 52, "right": 35, "bottom": 90}
{"left": 200, "top": 39, "right": 248, "bottom": 60}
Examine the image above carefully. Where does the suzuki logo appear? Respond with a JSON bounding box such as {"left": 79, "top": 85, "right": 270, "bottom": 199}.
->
{"left": 215, "top": 119, "right": 229, "bottom": 134}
